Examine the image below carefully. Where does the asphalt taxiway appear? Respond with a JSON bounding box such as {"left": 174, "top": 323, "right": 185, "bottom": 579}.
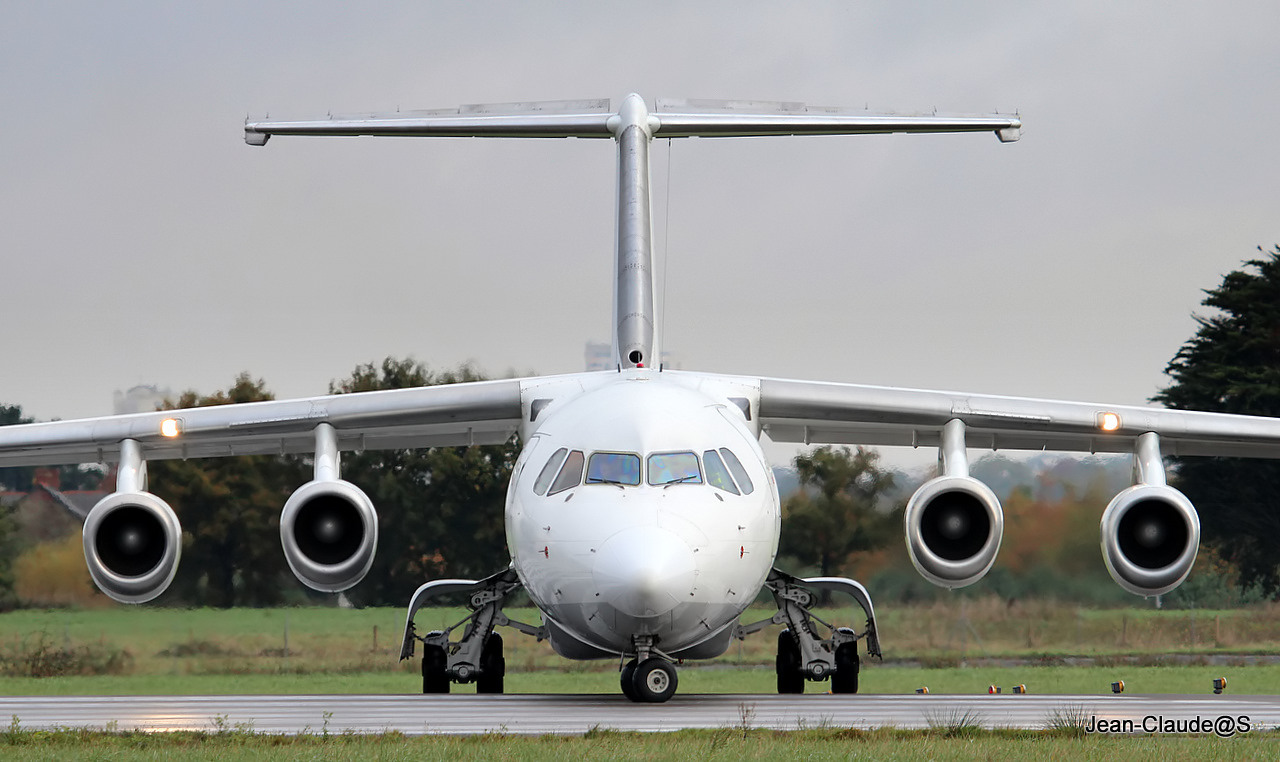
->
{"left": 1, "top": 693, "right": 1277, "bottom": 735}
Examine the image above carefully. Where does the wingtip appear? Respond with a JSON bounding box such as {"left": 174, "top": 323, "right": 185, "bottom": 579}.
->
{"left": 997, "top": 126, "right": 1021, "bottom": 143}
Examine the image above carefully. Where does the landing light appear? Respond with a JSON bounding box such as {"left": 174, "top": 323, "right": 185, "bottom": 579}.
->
{"left": 1098, "top": 412, "right": 1122, "bottom": 432}
{"left": 160, "top": 418, "right": 182, "bottom": 438}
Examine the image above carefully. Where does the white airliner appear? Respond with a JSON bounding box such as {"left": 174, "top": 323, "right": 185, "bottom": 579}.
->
{"left": 3, "top": 94, "right": 1280, "bottom": 703}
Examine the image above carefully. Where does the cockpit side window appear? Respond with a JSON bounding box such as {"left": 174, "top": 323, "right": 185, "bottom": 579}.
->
{"left": 719, "top": 448, "right": 755, "bottom": 495}
{"left": 648, "top": 452, "right": 702, "bottom": 486}
{"left": 586, "top": 452, "right": 641, "bottom": 486}
{"left": 533, "top": 448, "right": 568, "bottom": 496}
{"left": 702, "top": 450, "right": 740, "bottom": 494}
{"left": 548, "top": 450, "right": 585, "bottom": 495}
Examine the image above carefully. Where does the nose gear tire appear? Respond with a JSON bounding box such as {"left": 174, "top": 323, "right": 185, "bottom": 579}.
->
{"left": 630, "top": 658, "right": 678, "bottom": 703}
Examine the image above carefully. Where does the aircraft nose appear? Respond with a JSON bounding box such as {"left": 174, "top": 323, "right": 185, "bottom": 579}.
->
{"left": 592, "top": 526, "right": 696, "bottom": 618}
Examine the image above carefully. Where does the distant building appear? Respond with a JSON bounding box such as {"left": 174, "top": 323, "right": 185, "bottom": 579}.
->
{"left": 1, "top": 475, "right": 106, "bottom": 546}
{"left": 113, "top": 384, "right": 173, "bottom": 415}
{"left": 585, "top": 341, "right": 612, "bottom": 371}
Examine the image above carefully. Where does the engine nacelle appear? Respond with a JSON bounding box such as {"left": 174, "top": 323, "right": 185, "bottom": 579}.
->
{"left": 280, "top": 479, "right": 378, "bottom": 592}
{"left": 1100, "top": 484, "right": 1199, "bottom": 596}
{"left": 82, "top": 491, "right": 182, "bottom": 604}
{"left": 905, "top": 475, "right": 1004, "bottom": 588}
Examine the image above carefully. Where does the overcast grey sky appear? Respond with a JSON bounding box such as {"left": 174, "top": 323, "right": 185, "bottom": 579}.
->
{"left": 2, "top": 2, "right": 1277, "bottom": 468}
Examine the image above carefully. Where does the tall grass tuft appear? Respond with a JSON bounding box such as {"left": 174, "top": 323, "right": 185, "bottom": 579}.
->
{"left": 1042, "top": 703, "right": 1091, "bottom": 737}
{"left": 923, "top": 707, "right": 986, "bottom": 737}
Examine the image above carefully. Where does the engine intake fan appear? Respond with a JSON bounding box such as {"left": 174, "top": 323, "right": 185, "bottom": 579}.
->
{"left": 280, "top": 479, "right": 378, "bottom": 592}
{"left": 906, "top": 475, "right": 1004, "bottom": 588}
{"left": 83, "top": 491, "right": 181, "bottom": 603}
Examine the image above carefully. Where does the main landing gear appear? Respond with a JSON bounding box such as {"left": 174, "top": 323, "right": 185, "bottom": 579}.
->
{"left": 736, "top": 569, "right": 881, "bottom": 695}
{"left": 400, "top": 568, "right": 544, "bottom": 695}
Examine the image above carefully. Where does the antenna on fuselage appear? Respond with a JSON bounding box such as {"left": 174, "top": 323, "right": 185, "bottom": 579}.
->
{"left": 245, "top": 96, "right": 1021, "bottom": 371}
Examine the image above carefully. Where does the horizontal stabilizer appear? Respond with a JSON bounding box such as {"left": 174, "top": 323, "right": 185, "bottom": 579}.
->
{"left": 246, "top": 96, "right": 1020, "bottom": 145}
{"left": 245, "top": 99, "right": 615, "bottom": 144}
{"left": 653, "top": 98, "right": 1020, "bottom": 141}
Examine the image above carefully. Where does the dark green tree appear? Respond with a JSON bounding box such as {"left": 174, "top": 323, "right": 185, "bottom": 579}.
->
{"left": 779, "top": 445, "right": 898, "bottom": 581}
{"left": 329, "top": 358, "right": 518, "bottom": 606}
{"left": 0, "top": 405, "right": 35, "bottom": 492}
{"left": 0, "top": 496, "right": 17, "bottom": 611}
{"left": 1153, "top": 246, "right": 1280, "bottom": 594}
{"left": 147, "top": 374, "right": 308, "bottom": 607}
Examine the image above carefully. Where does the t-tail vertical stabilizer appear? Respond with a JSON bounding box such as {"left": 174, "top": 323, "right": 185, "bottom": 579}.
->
{"left": 245, "top": 95, "right": 1020, "bottom": 370}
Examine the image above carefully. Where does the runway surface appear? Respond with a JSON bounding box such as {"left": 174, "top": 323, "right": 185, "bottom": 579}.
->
{"left": 2, "top": 693, "right": 1278, "bottom": 735}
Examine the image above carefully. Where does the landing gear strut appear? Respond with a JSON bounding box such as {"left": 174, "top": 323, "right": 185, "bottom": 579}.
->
{"left": 737, "top": 569, "right": 880, "bottom": 695}
{"left": 400, "top": 568, "right": 545, "bottom": 695}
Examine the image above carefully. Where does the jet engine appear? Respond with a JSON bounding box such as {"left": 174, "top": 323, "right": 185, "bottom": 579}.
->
{"left": 1100, "top": 484, "right": 1199, "bottom": 596}
{"left": 82, "top": 491, "right": 182, "bottom": 604}
{"left": 905, "top": 474, "right": 1004, "bottom": 588}
{"left": 280, "top": 479, "right": 378, "bottom": 592}
{"left": 1100, "top": 431, "right": 1200, "bottom": 597}
{"left": 904, "top": 419, "right": 1003, "bottom": 588}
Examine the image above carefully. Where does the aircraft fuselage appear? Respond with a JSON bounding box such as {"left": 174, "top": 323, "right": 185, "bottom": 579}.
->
{"left": 506, "top": 370, "right": 780, "bottom": 659}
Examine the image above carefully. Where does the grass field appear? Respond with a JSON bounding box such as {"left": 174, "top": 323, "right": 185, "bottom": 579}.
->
{"left": 1, "top": 600, "right": 1277, "bottom": 699}
{"left": 5, "top": 599, "right": 1280, "bottom": 673}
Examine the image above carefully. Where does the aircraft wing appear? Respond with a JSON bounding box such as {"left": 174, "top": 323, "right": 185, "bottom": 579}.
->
{"left": 754, "top": 376, "right": 1280, "bottom": 458}
{"left": 0, "top": 378, "right": 526, "bottom": 468}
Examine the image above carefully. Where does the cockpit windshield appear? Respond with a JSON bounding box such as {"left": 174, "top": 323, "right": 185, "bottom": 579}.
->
{"left": 647, "top": 452, "right": 702, "bottom": 486}
{"left": 702, "top": 449, "right": 739, "bottom": 494}
{"left": 534, "top": 447, "right": 753, "bottom": 495}
{"left": 548, "top": 450, "right": 584, "bottom": 495}
{"left": 533, "top": 448, "right": 568, "bottom": 496}
{"left": 719, "top": 448, "right": 754, "bottom": 494}
{"left": 586, "top": 452, "right": 641, "bottom": 486}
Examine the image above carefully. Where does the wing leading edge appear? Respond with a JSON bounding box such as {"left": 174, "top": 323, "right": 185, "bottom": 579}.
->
{"left": 753, "top": 375, "right": 1280, "bottom": 458}
{"left": 0, "top": 377, "right": 525, "bottom": 468}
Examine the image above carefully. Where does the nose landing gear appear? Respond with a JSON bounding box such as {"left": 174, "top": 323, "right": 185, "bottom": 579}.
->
{"left": 620, "top": 637, "right": 679, "bottom": 703}
{"left": 630, "top": 658, "right": 678, "bottom": 702}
